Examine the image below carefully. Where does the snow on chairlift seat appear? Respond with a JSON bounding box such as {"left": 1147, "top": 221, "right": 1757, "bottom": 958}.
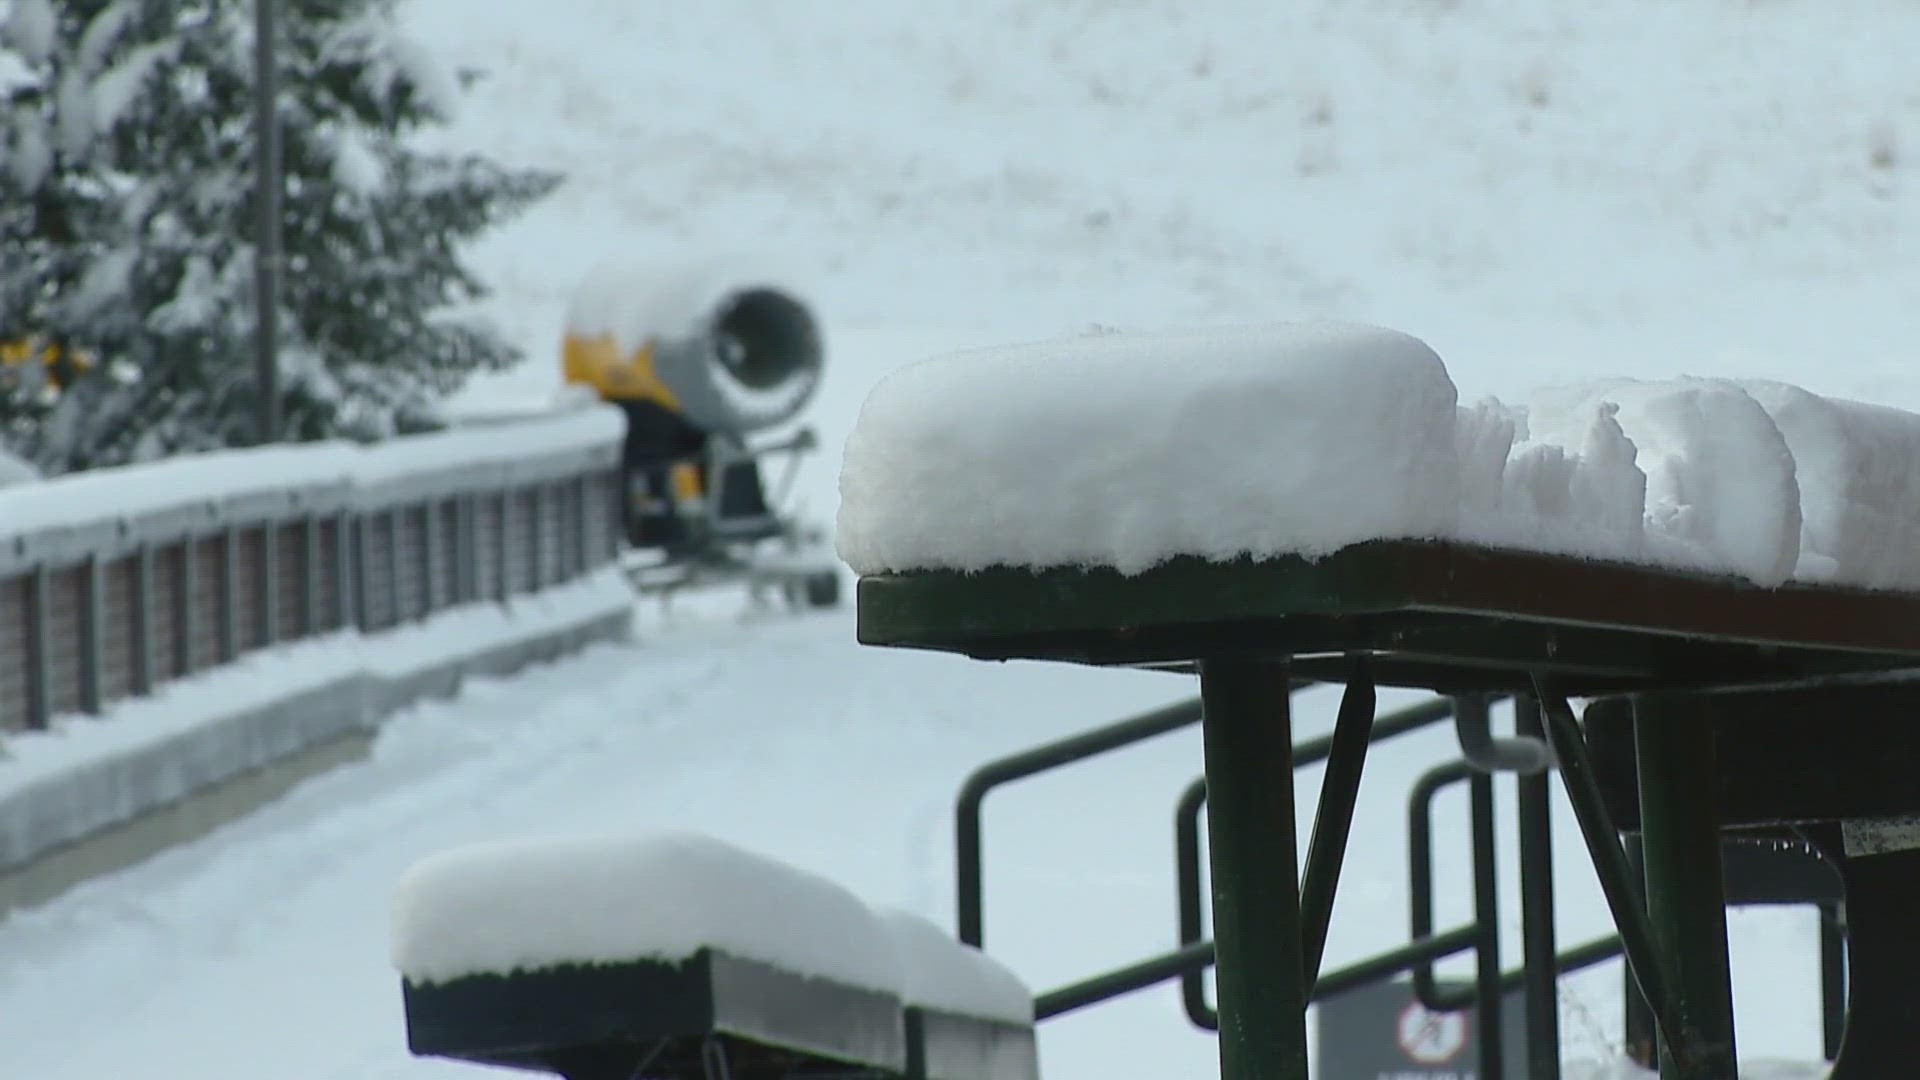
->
{"left": 837, "top": 324, "right": 1920, "bottom": 689}
{"left": 390, "top": 830, "right": 910, "bottom": 1077}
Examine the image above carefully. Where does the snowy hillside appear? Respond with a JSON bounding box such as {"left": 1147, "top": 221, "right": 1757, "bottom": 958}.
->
{"left": 416, "top": 0, "right": 1920, "bottom": 416}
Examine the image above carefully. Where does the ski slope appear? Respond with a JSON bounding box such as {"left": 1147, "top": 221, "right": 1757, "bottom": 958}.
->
{"left": 417, "top": 0, "right": 1920, "bottom": 412}
{"left": 0, "top": 582, "right": 1195, "bottom": 1078}
{"left": 9, "top": 0, "right": 1920, "bottom": 1075}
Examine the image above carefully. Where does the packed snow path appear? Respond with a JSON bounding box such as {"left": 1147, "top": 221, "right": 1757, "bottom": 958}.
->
{"left": 0, "top": 602, "right": 1206, "bottom": 1079}
{"left": 0, "top": 591, "right": 1836, "bottom": 1079}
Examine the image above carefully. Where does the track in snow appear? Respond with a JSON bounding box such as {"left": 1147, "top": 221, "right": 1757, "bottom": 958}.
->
{"left": 0, "top": 600, "right": 1209, "bottom": 1078}
{"left": 0, "top": 589, "right": 1835, "bottom": 1078}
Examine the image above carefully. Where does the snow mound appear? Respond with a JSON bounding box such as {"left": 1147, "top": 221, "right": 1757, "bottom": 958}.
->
{"left": 1488, "top": 375, "right": 1802, "bottom": 585}
{"left": 837, "top": 324, "right": 1462, "bottom": 576}
{"left": 389, "top": 830, "right": 904, "bottom": 995}
{"left": 877, "top": 909, "right": 1033, "bottom": 1025}
{"left": 1737, "top": 378, "right": 1920, "bottom": 591}
{"left": 837, "top": 324, "right": 1920, "bottom": 592}
{"left": 389, "top": 831, "right": 1040, "bottom": 1032}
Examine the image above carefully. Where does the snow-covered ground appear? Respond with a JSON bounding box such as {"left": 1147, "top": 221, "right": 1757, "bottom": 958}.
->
{"left": 420, "top": 0, "right": 1920, "bottom": 414}
{"left": 8, "top": 0, "right": 1918, "bottom": 1075}
{"left": 0, "top": 339, "right": 1842, "bottom": 1080}
{"left": 0, "top": 546, "right": 1833, "bottom": 1080}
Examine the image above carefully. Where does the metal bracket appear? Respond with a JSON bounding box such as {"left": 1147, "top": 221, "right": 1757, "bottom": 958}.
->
{"left": 1454, "top": 692, "right": 1555, "bottom": 774}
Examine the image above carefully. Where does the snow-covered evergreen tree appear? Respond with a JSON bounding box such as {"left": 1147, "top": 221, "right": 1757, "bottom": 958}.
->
{"left": 0, "top": 0, "right": 560, "bottom": 473}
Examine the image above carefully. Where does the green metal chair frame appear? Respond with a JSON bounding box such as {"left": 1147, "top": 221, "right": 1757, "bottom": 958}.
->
{"left": 856, "top": 539, "right": 1920, "bottom": 1079}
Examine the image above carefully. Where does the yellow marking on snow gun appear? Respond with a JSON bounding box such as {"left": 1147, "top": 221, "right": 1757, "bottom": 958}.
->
{"left": 561, "top": 333, "right": 682, "bottom": 413}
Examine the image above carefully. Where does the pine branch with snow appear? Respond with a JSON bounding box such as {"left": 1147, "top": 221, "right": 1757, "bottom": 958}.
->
{"left": 0, "top": 0, "right": 561, "bottom": 473}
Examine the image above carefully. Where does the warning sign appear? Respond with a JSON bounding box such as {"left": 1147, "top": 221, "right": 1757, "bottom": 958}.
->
{"left": 1396, "top": 999, "right": 1467, "bottom": 1064}
{"left": 1314, "top": 979, "right": 1529, "bottom": 1080}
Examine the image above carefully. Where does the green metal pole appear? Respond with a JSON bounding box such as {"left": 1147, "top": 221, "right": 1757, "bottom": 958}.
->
{"left": 1632, "top": 694, "right": 1738, "bottom": 1079}
{"left": 1197, "top": 657, "right": 1310, "bottom": 1080}
{"left": 1516, "top": 697, "right": 1565, "bottom": 1080}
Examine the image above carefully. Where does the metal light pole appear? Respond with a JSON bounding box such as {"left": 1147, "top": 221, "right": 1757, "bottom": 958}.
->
{"left": 252, "top": 0, "right": 282, "bottom": 444}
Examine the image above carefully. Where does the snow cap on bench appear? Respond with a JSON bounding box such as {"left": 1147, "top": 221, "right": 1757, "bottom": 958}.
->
{"left": 837, "top": 323, "right": 1461, "bottom": 577}
{"left": 389, "top": 830, "right": 903, "bottom": 995}
{"left": 837, "top": 323, "right": 1920, "bottom": 591}
{"left": 878, "top": 908, "right": 1034, "bottom": 1025}
{"left": 389, "top": 829, "right": 1036, "bottom": 1029}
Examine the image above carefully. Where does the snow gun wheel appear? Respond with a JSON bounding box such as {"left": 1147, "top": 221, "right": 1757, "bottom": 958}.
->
{"left": 803, "top": 570, "right": 841, "bottom": 609}
{"left": 779, "top": 569, "right": 842, "bottom": 611}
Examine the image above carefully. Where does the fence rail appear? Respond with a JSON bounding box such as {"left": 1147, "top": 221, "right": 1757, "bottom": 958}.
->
{"left": 0, "top": 406, "right": 627, "bottom": 734}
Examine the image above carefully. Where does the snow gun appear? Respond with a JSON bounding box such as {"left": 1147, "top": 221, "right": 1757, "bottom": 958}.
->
{"left": 559, "top": 261, "right": 840, "bottom": 608}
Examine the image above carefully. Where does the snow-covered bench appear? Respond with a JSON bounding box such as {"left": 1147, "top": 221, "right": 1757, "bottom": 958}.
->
{"left": 837, "top": 324, "right": 1920, "bottom": 1079}
{"left": 390, "top": 831, "right": 1039, "bottom": 1080}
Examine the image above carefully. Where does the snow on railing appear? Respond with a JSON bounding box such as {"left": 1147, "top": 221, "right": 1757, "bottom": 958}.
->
{"left": 0, "top": 404, "right": 628, "bottom": 733}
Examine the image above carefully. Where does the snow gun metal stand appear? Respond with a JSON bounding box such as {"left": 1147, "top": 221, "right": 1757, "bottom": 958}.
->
{"left": 855, "top": 538, "right": 1920, "bottom": 1080}
{"left": 621, "top": 425, "right": 843, "bottom": 612}
{"left": 402, "top": 948, "right": 1039, "bottom": 1080}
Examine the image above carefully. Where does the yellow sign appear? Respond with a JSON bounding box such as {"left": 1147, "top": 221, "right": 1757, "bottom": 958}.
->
{"left": 0, "top": 336, "right": 95, "bottom": 388}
